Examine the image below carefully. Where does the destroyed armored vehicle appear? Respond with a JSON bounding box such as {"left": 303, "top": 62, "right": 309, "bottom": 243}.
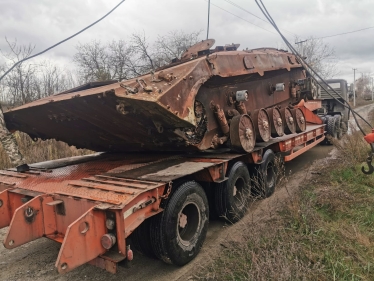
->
{"left": 4, "top": 39, "right": 317, "bottom": 153}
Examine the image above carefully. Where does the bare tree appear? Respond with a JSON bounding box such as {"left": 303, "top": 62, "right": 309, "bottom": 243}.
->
{"left": 73, "top": 30, "right": 202, "bottom": 83}
{"left": 154, "top": 30, "right": 201, "bottom": 66}
{"left": 130, "top": 32, "right": 155, "bottom": 74}
{"left": 1, "top": 38, "right": 39, "bottom": 105}
{"left": 1, "top": 39, "right": 77, "bottom": 105}
{"left": 73, "top": 40, "right": 111, "bottom": 82}
{"left": 108, "top": 40, "right": 135, "bottom": 80}
{"left": 295, "top": 36, "right": 339, "bottom": 79}
{"left": 355, "top": 72, "right": 372, "bottom": 98}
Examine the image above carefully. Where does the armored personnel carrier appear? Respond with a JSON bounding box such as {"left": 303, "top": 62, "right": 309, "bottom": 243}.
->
{"left": 4, "top": 39, "right": 316, "bottom": 153}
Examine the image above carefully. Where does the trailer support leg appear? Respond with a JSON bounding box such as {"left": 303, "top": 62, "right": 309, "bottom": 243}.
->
{"left": 3, "top": 195, "right": 55, "bottom": 249}
{"left": 56, "top": 207, "right": 107, "bottom": 274}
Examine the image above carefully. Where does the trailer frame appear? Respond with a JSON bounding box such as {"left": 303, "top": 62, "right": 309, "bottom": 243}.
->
{"left": 0, "top": 124, "right": 325, "bottom": 274}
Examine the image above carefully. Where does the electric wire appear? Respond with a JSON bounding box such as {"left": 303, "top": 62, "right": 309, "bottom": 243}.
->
{"left": 223, "top": 0, "right": 297, "bottom": 36}
{"left": 0, "top": 0, "right": 126, "bottom": 83}
{"left": 206, "top": 0, "right": 277, "bottom": 35}
{"left": 314, "top": 26, "right": 374, "bottom": 40}
{"left": 254, "top": 0, "right": 373, "bottom": 138}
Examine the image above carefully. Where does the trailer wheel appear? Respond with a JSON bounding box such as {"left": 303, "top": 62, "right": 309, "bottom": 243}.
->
{"left": 255, "top": 149, "right": 277, "bottom": 198}
{"left": 326, "top": 116, "right": 336, "bottom": 144}
{"left": 214, "top": 161, "right": 251, "bottom": 223}
{"left": 334, "top": 115, "right": 342, "bottom": 139}
{"left": 150, "top": 181, "right": 209, "bottom": 266}
{"left": 129, "top": 218, "right": 155, "bottom": 258}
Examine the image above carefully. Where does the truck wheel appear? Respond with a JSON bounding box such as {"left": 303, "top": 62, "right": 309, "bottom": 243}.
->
{"left": 334, "top": 115, "right": 342, "bottom": 139}
{"left": 150, "top": 181, "right": 209, "bottom": 266}
{"left": 215, "top": 161, "right": 251, "bottom": 223}
{"left": 326, "top": 116, "right": 336, "bottom": 144}
{"left": 341, "top": 121, "right": 348, "bottom": 134}
{"left": 129, "top": 218, "right": 156, "bottom": 258}
{"left": 255, "top": 149, "right": 277, "bottom": 198}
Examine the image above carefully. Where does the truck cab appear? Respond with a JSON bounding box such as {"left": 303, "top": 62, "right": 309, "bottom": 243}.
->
{"left": 318, "top": 79, "right": 350, "bottom": 140}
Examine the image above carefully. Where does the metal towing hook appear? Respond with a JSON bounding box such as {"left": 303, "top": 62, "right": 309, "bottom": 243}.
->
{"left": 362, "top": 152, "right": 374, "bottom": 175}
{"left": 362, "top": 130, "right": 374, "bottom": 175}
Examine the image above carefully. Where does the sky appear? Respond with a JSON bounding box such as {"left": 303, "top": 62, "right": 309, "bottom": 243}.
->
{"left": 0, "top": 0, "right": 373, "bottom": 84}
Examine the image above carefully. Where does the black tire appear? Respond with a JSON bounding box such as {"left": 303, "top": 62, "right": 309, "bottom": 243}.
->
{"left": 129, "top": 218, "right": 156, "bottom": 258}
{"left": 341, "top": 121, "right": 348, "bottom": 134}
{"left": 215, "top": 161, "right": 251, "bottom": 223}
{"left": 150, "top": 181, "right": 209, "bottom": 266}
{"left": 254, "top": 149, "right": 277, "bottom": 198}
{"left": 334, "top": 115, "right": 342, "bottom": 139}
{"left": 325, "top": 116, "right": 336, "bottom": 144}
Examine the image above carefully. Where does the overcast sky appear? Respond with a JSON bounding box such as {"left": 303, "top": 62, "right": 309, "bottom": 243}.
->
{"left": 1, "top": 0, "right": 373, "bottom": 83}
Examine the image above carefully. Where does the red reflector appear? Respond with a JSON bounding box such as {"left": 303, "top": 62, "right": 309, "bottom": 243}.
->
{"left": 101, "top": 234, "right": 116, "bottom": 250}
{"left": 127, "top": 248, "right": 133, "bottom": 261}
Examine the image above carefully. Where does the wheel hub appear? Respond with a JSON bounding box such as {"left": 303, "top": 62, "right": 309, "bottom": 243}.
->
{"left": 245, "top": 128, "right": 252, "bottom": 139}
{"left": 276, "top": 118, "right": 282, "bottom": 126}
{"left": 179, "top": 213, "right": 188, "bottom": 228}
{"left": 262, "top": 120, "right": 269, "bottom": 130}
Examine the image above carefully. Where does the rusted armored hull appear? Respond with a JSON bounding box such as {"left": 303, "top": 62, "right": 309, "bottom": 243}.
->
{"left": 4, "top": 42, "right": 312, "bottom": 152}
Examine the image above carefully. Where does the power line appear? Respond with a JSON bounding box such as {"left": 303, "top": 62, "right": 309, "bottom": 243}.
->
{"left": 223, "top": 0, "right": 268, "bottom": 23}
{"left": 205, "top": 0, "right": 277, "bottom": 35}
{"left": 314, "top": 26, "right": 374, "bottom": 40}
{"left": 222, "top": 0, "right": 298, "bottom": 36}
{"left": 0, "top": 0, "right": 126, "bottom": 83}
{"left": 223, "top": 0, "right": 373, "bottom": 40}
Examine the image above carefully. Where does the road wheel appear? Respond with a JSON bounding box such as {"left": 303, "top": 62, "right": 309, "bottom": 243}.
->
{"left": 215, "top": 161, "right": 251, "bottom": 223}
{"left": 326, "top": 116, "right": 336, "bottom": 144}
{"left": 254, "top": 149, "right": 278, "bottom": 198}
{"left": 129, "top": 218, "right": 156, "bottom": 258}
{"left": 334, "top": 115, "right": 342, "bottom": 139}
{"left": 150, "top": 181, "right": 209, "bottom": 266}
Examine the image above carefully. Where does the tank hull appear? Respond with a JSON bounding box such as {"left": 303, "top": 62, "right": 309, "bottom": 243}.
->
{"left": 4, "top": 47, "right": 308, "bottom": 152}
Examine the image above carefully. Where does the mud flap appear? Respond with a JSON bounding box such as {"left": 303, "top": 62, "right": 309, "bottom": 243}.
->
{"left": 56, "top": 207, "right": 107, "bottom": 273}
{"left": 4, "top": 195, "right": 53, "bottom": 249}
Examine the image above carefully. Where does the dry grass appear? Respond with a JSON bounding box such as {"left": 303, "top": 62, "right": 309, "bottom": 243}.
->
{"left": 0, "top": 131, "right": 92, "bottom": 169}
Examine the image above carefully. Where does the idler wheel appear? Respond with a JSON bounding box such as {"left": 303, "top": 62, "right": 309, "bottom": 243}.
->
{"left": 280, "top": 107, "right": 296, "bottom": 134}
{"left": 252, "top": 109, "right": 271, "bottom": 142}
{"left": 230, "top": 114, "right": 256, "bottom": 153}
{"left": 266, "top": 107, "right": 284, "bottom": 138}
{"left": 291, "top": 108, "right": 306, "bottom": 133}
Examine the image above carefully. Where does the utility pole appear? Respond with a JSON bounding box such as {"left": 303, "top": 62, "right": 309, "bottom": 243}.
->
{"left": 353, "top": 68, "right": 357, "bottom": 107}
{"left": 372, "top": 77, "right": 373, "bottom": 101}
{"left": 295, "top": 40, "right": 307, "bottom": 57}
{"left": 206, "top": 0, "right": 210, "bottom": 40}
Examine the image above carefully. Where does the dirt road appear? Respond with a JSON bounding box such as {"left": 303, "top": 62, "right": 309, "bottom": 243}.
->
{"left": 1, "top": 103, "right": 373, "bottom": 281}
